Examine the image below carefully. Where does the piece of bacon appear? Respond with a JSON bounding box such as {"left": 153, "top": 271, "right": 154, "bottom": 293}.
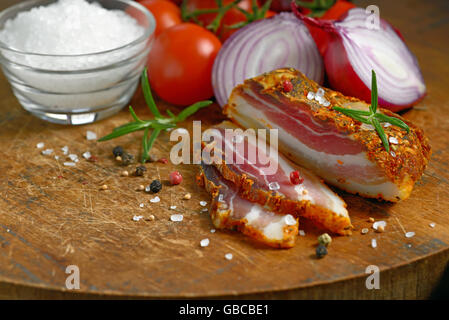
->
{"left": 224, "top": 68, "right": 431, "bottom": 201}
{"left": 202, "top": 121, "right": 351, "bottom": 235}
{"left": 198, "top": 164, "right": 299, "bottom": 248}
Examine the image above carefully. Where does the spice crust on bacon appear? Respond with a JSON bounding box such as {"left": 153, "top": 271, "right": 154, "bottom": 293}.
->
{"left": 224, "top": 68, "right": 431, "bottom": 201}
{"left": 204, "top": 121, "right": 352, "bottom": 235}
{"left": 197, "top": 164, "right": 299, "bottom": 248}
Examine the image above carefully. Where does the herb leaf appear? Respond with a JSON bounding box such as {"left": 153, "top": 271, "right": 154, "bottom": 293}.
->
{"left": 332, "top": 70, "right": 410, "bottom": 152}
{"left": 99, "top": 69, "right": 212, "bottom": 163}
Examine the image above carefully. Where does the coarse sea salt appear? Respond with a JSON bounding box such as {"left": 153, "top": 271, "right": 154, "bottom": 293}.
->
{"left": 170, "top": 214, "right": 183, "bottom": 222}
{"left": 41, "top": 149, "right": 53, "bottom": 155}
{"left": 68, "top": 154, "right": 79, "bottom": 162}
{"left": 405, "top": 231, "right": 415, "bottom": 238}
{"left": 133, "top": 215, "right": 143, "bottom": 221}
{"left": 371, "top": 239, "right": 377, "bottom": 248}
{"left": 36, "top": 142, "right": 44, "bottom": 149}
{"left": 170, "top": 205, "right": 177, "bottom": 210}
{"left": 429, "top": 222, "right": 436, "bottom": 228}
{"left": 199, "top": 201, "right": 207, "bottom": 207}
{"left": 63, "top": 161, "right": 76, "bottom": 167}
{"left": 299, "top": 230, "right": 306, "bottom": 237}
{"left": 0, "top": 0, "right": 147, "bottom": 111}
{"left": 150, "top": 196, "right": 160, "bottom": 203}
{"left": 210, "top": 229, "right": 216, "bottom": 233}
{"left": 0, "top": 0, "right": 144, "bottom": 68}
{"left": 61, "top": 146, "right": 69, "bottom": 155}
{"left": 86, "top": 130, "right": 97, "bottom": 141}
{"left": 200, "top": 238, "right": 210, "bottom": 247}
{"left": 284, "top": 214, "right": 296, "bottom": 226}
{"left": 225, "top": 253, "right": 233, "bottom": 260}
{"left": 373, "top": 221, "right": 387, "bottom": 231}
{"left": 82, "top": 151, "right": 91, "bottom": 160}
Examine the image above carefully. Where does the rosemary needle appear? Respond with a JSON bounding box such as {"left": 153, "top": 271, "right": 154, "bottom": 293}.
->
{"left": 98, "top": 68, "right": 212, "bottom": 163}
{"left": 333, "top": 70, "right": 410, "bottom": 152}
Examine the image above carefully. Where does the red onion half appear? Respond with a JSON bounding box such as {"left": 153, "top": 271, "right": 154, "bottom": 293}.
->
{"left": 294, "top": 7, "right": 426, "bottom": 112}
{"left": 212, "top": 12, "right": 324, "bottom": 107}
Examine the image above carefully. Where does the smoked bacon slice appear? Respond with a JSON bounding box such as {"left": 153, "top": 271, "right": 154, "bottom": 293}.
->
{"left": 203, "top": 121, "right": 351, "bottom": 235}
{"left": 198, "top": 164, "right": 299, "bottom": 248}
{"left": 224, "top": 68, "right": 431, "bottom": 201}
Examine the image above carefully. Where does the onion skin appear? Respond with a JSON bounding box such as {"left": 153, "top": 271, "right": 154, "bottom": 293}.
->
{"left": 293, "top": 5, "right": 426, "bottom": 112}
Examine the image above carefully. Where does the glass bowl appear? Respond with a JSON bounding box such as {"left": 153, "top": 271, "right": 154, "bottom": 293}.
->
{"left": 0, "top": 0, "right": 155, "bottom": 125}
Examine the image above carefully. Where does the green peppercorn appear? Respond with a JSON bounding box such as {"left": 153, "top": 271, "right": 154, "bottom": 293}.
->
{"left": 318, "top": 233, "right": 332, "bottom": 247}
{"left": 149, "top": 179, "right": 162, "bottom": 193}
{"left": 121, "top": 152, "right": 134, "bottom": 165}
{"left": 112, "top": 146, "right": 124, "bottom": 157}
{"left": 135, "top": 165, "right": 147, "bottom": 176}
{"left": 316, "top": 244, "right": 328, "bottom": 259}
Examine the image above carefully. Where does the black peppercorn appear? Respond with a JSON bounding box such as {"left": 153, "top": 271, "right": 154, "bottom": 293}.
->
{"left": 316, "top": 244, "right": 328, "bottom": 259}
{"left": 121, "top": 152, "right": 135, "bottom": 165}
{"left": 135, "top": 165, "right": 147, "bottom": 176}
{"left": 149, "top": 179, "right": 162, "bottom": 193}
{"left": 112, "top": 146, "right": 124, "bottom": 157}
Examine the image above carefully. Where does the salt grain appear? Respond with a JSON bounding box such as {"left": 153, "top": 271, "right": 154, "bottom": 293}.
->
{"left": 54, "top": 155, "right": 60, "bottom": 160}
{"left": 63, "top": 161, "right": 76, "bottom": 167}
{"left": 68, "top": 154, "right": 78, "bottom": 162}
{"left": 405, "top": 231, "right": 415, "bottom": 238}
{"left": 383, "top": 123, "right": 391, "bottom": 128}
{"left": 389, "top": 136, "right": 399, "bottom": 145}
{"left": 373, "top": 220, "right": 387, "bottom": 231}
{"left": 86, "top": 130, "right": 97, "bottom": 140}
{"left": 139, "top": 203, "right": 144, "bottom": 208}
{"left": 61, "top": 146, "right": 69, "bottom": 155}
{"left": 299, "top": 230, "right": 306, "bottom": 236}
{"left": 390, "top": 151, "right": 396, "bottom": 157}
{"left": 268, "top": 182, "right": 280, "bottom": 191}
{"left": 210, "top": 229, "right": 216, "bottom": 233}
{"left": 82, "top": 151, "right": 91, "bottom": 159}
{"left": 225, "top": 253, "right": 233, "bottom": 260}
{"left": 307, "top": 92, "right": 315, "bottom": 100}
{"left": 199, "top": 201, "right": 207, "bottom": 207}
{"left": 36, "top": 142, "right": 44, "bottom": 149}
{"left": 361, "top": 228, "right": 369, "bottom": 234}
{"left": 133, "top": 215, "right": 143, "bottom": 221}
{"left": 201, "top": 208, "right": 208, "bottom": 213}
{"left": 150, "top": 196, "right": 160, "bottom": 203}
{"left": 284, "top": 214, "right": 296, "bottom": 226}
{"left": 170, "top": 205, "right": 177, "bottom": 210}
{"left": 170, "top": 214, "right": 183, "bottom": 222}
{"left": 371, "top": 239, "right": 377, "bottom": 248}
{"left": 429, "top": 222, "right": 436, "bottom": 228}
{"left": 41, "top": 149, "right": 53, "bottom": 155}
{"left": 200, "top": 238, "right": 210, "bottom": 247}
{"left": 316, "top": 88, "right": 325, "bottom": 97}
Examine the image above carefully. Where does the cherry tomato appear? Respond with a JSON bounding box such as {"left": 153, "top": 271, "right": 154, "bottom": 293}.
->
{"left": 138, "top": 0, "right": 182, "bottom": 37}
{"left": 147, "top": 23, "right": 222, "bottom": 106}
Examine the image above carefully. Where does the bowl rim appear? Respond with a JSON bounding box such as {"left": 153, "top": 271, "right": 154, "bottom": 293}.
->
{"left": 0, "top": 0, "right": 156, "bottom": 58}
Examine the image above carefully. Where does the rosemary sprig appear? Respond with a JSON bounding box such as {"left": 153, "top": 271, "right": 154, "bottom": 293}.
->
{"left": 333, "top": 70, "right": 410, "bottom": 152}
{"left": 98, "top": 68, "right": 212, "bottom": 163}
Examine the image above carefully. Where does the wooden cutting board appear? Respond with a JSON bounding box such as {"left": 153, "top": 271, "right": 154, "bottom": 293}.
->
{"left": 0, "top": 0, "right": 448, "bottom": 299}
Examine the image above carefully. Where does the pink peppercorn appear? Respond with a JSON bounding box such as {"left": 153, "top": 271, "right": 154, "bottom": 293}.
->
{"left": 283, "top": 80, "right": 293, "bottom": 92}
{"left": 158, "top": 158, "right": 168, "bottom": 164}
{"left": 290, "top": 170, "right": 304, "bottom": 185}
{"left": 169, "top": 171, "right": 183, "bottom": 185}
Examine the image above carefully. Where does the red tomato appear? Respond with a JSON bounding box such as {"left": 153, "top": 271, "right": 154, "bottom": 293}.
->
{"left": 138, "top": 0, "right": 182, "bottom": 37}
{"left": 147, "top": 23, "right": 222, "bottom": 106}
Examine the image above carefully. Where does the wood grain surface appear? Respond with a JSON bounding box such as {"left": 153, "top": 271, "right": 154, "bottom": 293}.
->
{"left": 0, "top": 0, "right": 448, "bottom": 299}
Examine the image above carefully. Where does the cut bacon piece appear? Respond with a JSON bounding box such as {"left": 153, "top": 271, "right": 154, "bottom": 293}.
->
{"left": 202, "top": 121, "right": 351, "bottom": 235}
{"left": 224, "top": 68, "right": 431, "bottom": 201}
{"left": 198, "top": 164, "right": 299, "bottom": 248}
